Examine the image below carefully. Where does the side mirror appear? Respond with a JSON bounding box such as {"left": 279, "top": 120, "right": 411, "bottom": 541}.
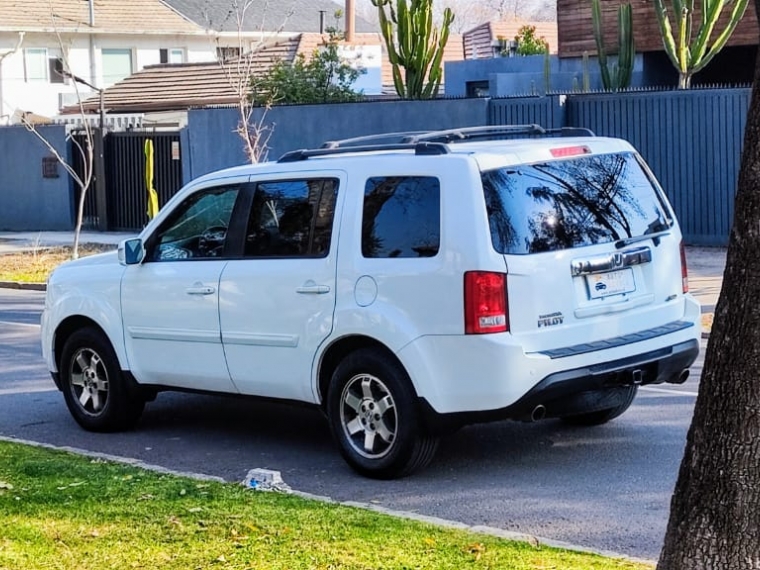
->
{"left": 118, "top": 238, "right": 145, "bottom": 265}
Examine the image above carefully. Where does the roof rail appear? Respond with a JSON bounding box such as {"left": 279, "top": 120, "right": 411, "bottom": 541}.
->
{"left": 544, "top": 127, "right": 596, "bottom": 137}
{"left": 277, "top": 124, "right": 597, "bottom": 162}
{"left": 401, "top": 124, "right": 547, "bottom": 143}
{"left": 277, "top": 142, "right": 450, "bottom": 163}
{"left": 320, "top": 131, "right": 431, "bottom": 149}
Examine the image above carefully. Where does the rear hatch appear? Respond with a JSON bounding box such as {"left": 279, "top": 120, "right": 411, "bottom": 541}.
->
{"left": 480, "top": 148, "right": 688, "bottom": 353}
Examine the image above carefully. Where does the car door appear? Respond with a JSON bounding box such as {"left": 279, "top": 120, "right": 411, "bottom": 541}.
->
{"left": 219, "top": 173, "right": 342, "bottom": 402}
{"left": 121, "top": 181, "right": 247, "bottom": 393}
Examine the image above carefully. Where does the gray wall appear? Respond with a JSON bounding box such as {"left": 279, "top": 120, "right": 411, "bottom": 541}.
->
{"left": 0, "top": 126, "right": 74, "bottom": 231}
{"left": 445, "top": 55, "right": 645, "bottom": 97}
{"left": 565, "top": 88, "right": 749, "bottom": 246}
{"left": 3, "top": 91, "right": 746, "bottom": 246}
{"left": 183, "top": 98, "right": 490, "bottom": 181}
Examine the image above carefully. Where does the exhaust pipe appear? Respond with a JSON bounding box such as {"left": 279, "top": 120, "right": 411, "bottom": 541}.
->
{"left": 672, "top": 370, "right": 690, "bottom": 385}
{"left": 530, "top": 404, "right": 546, "bottom": 422}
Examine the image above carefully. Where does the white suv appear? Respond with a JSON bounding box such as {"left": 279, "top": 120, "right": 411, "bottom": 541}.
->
{"left": 41, "top": 126, "right": 701, "bottom": 478}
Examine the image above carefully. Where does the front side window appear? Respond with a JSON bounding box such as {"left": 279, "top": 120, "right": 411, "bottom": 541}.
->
{"left": 362, "top": 176, "right": 440, "bottom": 258}
{"left": 482, "top": 152, "right": 673, "bottom": 255}
{"left": 147, "top": 186, "right": 239, "bottom": 261}
{"left": 244, "top": 179, "right": 337, "bottom": 258}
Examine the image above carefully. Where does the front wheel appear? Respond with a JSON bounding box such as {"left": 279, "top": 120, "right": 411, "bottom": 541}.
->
{"left": 327, "top": 348, "right": 438, "bottom": 479}
{"left": 60, "top": 327, "right": 145, "bottom": 432}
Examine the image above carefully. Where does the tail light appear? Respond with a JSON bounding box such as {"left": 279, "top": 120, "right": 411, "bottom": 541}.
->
{"left": 679, "top": 241, "right": 689, "bottom": 293}
{"left": 464, "top": 271, "right": 509, "bottom": 334}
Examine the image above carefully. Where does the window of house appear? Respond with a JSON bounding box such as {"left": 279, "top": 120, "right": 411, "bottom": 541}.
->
{"left": 244, "top": 179, "right": 338, "bottom": 258}
{"left": 362, "top": 176, "right": 441, "bottom": 258}
{"left": 49, "top": 55, "right": 65, "bottom": 84}
{"left": 160, "top": 48, "right": 185, "bottom": 64}
{"left": 101, "top": 48, "right": 133, "bottom": 85}
{"left": 24, "top": 48, "right": 48, "bottom": 82}
{"left": 148, "top": 186, "right": 240, "bottom": 261}
{"left": 216, "top": 46, "right": 241, "bottom": 62}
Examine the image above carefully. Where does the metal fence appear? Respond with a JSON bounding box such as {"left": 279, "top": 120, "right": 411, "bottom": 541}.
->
{"left": 489, "top": 88, "right": 750, "bottom": 245}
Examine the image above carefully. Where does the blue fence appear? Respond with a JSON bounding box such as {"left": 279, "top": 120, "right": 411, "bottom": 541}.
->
{"left": 564, "top": 88, "right": 749, "bottom": 246}
{"left": 0, "top": 125, "right": 73, "bottom": 231}
{"left": 0, "top": 89, "right": 748, "bottom": 245}
{"left": 183, "top": 98, "right": 490, "bottom": 181}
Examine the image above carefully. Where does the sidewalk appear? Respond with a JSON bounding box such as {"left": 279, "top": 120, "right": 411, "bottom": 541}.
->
{"left": 0, "top": 231, "right": 134, "bottom": 255}
{"left": 0, "top": 231, "right": 726, "bottom": 317}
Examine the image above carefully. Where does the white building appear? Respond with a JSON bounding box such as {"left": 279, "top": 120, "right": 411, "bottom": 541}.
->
{"left": 0, "top": 0, "right": 381, "bottom": 123}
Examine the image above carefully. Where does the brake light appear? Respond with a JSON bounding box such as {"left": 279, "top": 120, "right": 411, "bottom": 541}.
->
{"left": 679, "top": 241, "right": 689, "bottom": 293}
{"left": 464, "top": 271, "right": 508, "bottom": 334}
{"left": 550, "top": 145, "right": 591, "bottom": 158}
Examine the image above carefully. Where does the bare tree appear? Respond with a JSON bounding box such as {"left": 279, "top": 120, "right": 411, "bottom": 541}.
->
{"left": 19, "top": 7, "right": 94, "bottom": 259}
{"left": 656, "top": 0, "right": 760, "bottom": 567}
{"left": 433, "top": 0, "right": 493, "bottom": 33}
{"left": 208, "top": 0, "right": 295, "bottom": 163}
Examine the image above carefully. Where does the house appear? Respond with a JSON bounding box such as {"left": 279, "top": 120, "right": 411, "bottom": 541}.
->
{"left": 60, "top": 30, "right": 465, "bottom": 119}
{"left": 0, "top": 0, "right": 378, "bottom": 123}
{"left": 556, "top": 0, "right": 759, "bottom": 85}
{"left": 0, "top": 0, "right": 212, "bottom": 122}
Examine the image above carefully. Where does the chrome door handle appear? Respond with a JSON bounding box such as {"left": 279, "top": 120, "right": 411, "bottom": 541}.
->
{"left": 296, "top": 285, "right": 331, "bottom": 295}
{"left": 185, "top": 285, "right": 216, "bottom": 296}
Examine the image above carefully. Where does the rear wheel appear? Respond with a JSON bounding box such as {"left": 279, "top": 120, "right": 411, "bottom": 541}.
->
{"left": 560, "top": 385, "right": 638, "bottom": 426}
{"left": 60, "top": 327, "right": 145, "bottom": 432}
{"left": 327, "top": 348, "right": 438, "bottom": 479}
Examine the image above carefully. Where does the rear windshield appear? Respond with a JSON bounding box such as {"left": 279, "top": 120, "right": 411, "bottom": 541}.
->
{"left": 482, "top": 152, "right": 673, "bottom": 255}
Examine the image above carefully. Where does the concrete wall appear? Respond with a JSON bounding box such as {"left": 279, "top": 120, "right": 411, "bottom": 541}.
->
{"left": 445, "top": 54, "right": 645, "bottom": 97}
{"left": 0, "top": 125, "right": 74, "bottom": 231}
{"left": 183, "top": 98, "right": 490, "bottom": 182}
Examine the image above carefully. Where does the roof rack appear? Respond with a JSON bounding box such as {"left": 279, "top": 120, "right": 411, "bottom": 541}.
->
{"left": 277, "top": 124, "right": 596, "bottom": 162}
{"left": 277, "top": 142, "right": 450, "bottom": 163}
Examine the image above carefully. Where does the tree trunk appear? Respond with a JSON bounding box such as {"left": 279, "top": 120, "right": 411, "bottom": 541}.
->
{"left": 657, "top": 2, "right": 760, "bottom": 567}
{"left": 678, "top": 72, "right": 691, "bottom": 89}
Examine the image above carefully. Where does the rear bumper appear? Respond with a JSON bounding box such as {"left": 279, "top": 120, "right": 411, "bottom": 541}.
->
{"left": 417, "top": 337, "right": 699, "bottom": 431}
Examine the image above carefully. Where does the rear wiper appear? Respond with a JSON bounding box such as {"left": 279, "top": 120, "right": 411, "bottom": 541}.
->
{"left": 615, "top": 229, "right": 672, "bottom": 249}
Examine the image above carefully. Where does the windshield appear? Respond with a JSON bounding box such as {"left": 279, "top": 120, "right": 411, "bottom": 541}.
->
{"left": 482, "top": 152, "right": 673, "bottom": 255}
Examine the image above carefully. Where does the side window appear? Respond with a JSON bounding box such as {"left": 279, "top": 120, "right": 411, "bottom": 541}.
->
{"left": 362, "top": 176, "right": 440, "bottom": 258}
{"left": 244, "top": 179, "right": 337, "bottom": 258}
{"left": 147, "top": 186, "right": 239, "bottom": 262}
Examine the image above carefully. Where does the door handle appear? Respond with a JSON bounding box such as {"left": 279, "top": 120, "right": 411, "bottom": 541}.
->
{"left": 185, "top": 285, "right": 216, "bottom": 296}
{"left": 296, "top": 284, "right": 331, "bottom": 295}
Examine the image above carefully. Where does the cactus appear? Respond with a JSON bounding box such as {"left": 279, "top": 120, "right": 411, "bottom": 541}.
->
{"left": 371, "top": 0, "right": 454, "bottom": 99}
{"left": 653, "top": 0, "right": 749, "bottom": 88}
{"left": 591, "top": 0, "right": 634, "bottom": 91}
{"left": 543, "top": 51, "right": 551, "bottom": 93}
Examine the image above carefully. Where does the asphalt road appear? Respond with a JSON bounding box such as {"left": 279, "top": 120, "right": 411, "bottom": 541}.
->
{"left": 0, "top": 288, "right": 704, "bottom": 561}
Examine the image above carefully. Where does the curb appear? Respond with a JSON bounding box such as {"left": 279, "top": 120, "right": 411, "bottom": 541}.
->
{"left": 0, "top": 281, "right": 46, "bottom": 291}
{"left": 0, "top": 435, "right": 656, "bottom": 567}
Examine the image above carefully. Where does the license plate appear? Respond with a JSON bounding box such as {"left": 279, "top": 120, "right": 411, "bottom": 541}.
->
{"left": 586, "top": 268, "right": 635, "bottom": 299}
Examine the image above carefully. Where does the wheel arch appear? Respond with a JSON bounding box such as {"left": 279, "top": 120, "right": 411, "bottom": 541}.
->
{"left": 54, "top": 316, "right": 116, "bottom": 372}
{"left": 316, "top": 335, "right": 414, "bottom": 409}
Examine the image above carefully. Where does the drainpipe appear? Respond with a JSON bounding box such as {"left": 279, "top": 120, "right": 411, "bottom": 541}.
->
{"left": 345, "top": 0, "right": 355, "bottom": 42}
{"left": 319, "top": 10, "right": 326, "bottom": 34}
{"left": 88, "top": 0, "right": 97, "bottom": 87}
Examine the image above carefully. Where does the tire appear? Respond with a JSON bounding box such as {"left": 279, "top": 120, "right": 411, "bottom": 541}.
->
{"left": 326, "top": 348, "right": 439, "bottom": 479}
{"left": 560, "top": 385, "right": 638, "bottom": 427}
{"left": 59, "top": 327, "right": 145, "bottom": 432}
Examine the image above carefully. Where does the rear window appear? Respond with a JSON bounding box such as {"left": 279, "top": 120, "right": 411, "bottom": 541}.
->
{"left": 482, "top": 152, "right": 673, "bottom": 255}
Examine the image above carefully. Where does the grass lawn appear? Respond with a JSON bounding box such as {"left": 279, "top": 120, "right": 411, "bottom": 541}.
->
{"left": 0, "top": 441, "right": 653, "bottom": 570}
{"left": 0, "top": 244, "right": 115, "bottom": 283}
